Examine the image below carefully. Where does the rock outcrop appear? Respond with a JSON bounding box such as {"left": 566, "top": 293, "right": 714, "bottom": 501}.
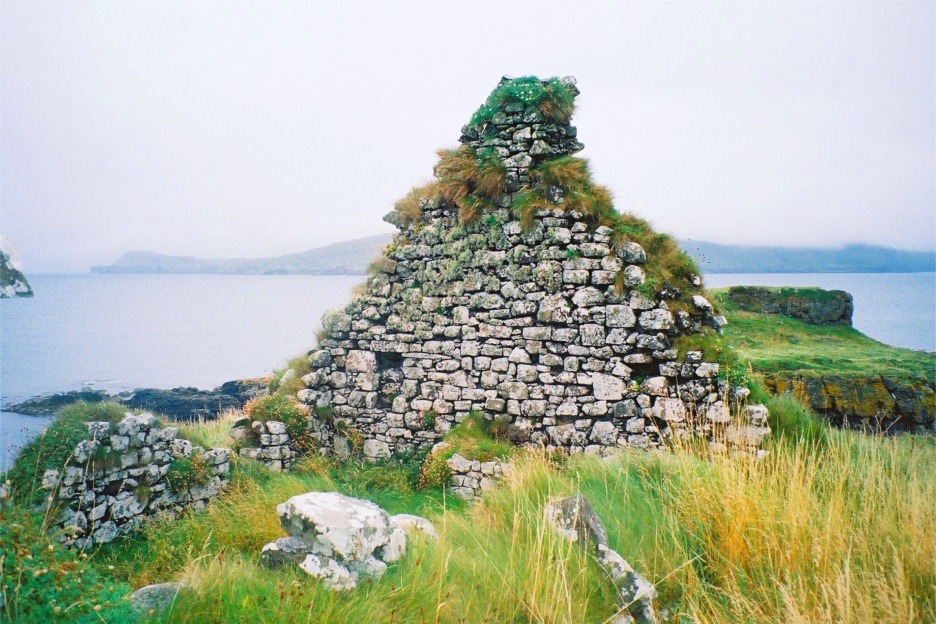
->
{"left": 41, "top": 412, "right": 231, "bottom": 548}
{"left": 764, "top": 375, "right": 935, "bottom": 433}
{"left": 260, "top": 492, "right": 436, "bottom": 589}
{"left": 0, "top": 237, "right": 33, "bottom": 298}
{"left": 720, "top": 286, "right": 853, "bottom": 326}
{"left": 545, "top": 494, "right": 657, "bottom": 624}
{"left": 7, "top": 380, "right": 268, "bottom": 420}
{"left": 296, "top": 76, "right": 768, "bottom": 460}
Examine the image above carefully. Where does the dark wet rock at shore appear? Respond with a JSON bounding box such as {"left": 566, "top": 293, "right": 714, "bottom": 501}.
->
{"left": 6, "top": 379, "right": 267, "bottom": 421}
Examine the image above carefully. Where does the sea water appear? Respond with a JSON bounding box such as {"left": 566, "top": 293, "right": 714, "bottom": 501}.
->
{"left": 2, "top": 272, "right": 933, "bottom": 471}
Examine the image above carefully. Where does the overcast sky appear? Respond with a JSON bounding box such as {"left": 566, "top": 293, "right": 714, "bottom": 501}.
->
{"left": 2, "top": 1, "right": 933, "bottom": 273}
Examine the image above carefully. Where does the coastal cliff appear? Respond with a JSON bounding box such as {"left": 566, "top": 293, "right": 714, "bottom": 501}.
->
{"left": 710, "top": 287, "right": 935, "bottom": 432}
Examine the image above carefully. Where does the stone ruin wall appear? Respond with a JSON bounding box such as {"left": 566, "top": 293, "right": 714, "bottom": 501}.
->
{"left": 38, "top": 413, "right": 231, "bottom": 549}
{"left": 295, "top": 78, "right": 769, "bottom": 460}
{"left": 232, "top": 418, "right": 297, "bottom": 471}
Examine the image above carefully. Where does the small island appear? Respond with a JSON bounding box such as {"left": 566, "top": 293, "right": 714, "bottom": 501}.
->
{"left": 0, "top": 238, "right": 33, "bottom": 298}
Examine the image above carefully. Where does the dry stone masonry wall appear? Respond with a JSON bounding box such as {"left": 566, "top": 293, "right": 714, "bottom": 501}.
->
{"left": 445, "top": 453, "right": 512, "bottom": 500}
{"left": 40, "top": 412, "right": 231, "bottom": 548}
{"left": 232, "top": 418, "right": 297, "bottom": 471}
{"left": 297, "top": 77, "right": 768, "bottom": 460}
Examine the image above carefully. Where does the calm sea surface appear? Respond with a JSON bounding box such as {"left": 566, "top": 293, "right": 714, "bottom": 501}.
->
{"left": 1, "top": 272, "right": 933, "bottom": 471}
{"left": 1, "top": 274, "right": 360, "bottom": 470}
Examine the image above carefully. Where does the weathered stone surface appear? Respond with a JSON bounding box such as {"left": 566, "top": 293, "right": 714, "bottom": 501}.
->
{"left": 389, "top": 513, "right": 439, "bottom": 540}
{"left": 291, "top": 77, "right": 771, "bottom": 464}
{"left": 45, "top": 412, "right": 230, "bottom": 548}
{"left": 262, "top": 492, "right": 430, "bottom": 589}
{"left": 545, "top": 495, "right": 657, "bottom": 624}
{"left": 130, "top": 582, "right": 184, "bottom": 614}
{"left": 592, "top": 373, "right": 625, "bottom": 401}
{"left": 764, "top": 374, "right": 934, "bottom": 431}
{"left": 446, "top": 453, "right": 510, "bottom": 500}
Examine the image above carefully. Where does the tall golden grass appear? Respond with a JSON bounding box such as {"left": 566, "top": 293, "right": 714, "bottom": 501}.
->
{"left": 94, "top": 407, "right": 935, "bottom": 623}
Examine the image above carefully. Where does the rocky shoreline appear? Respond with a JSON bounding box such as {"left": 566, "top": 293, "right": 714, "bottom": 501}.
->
{"left": 5, "top": 379, "right": 267, "bottom": 421}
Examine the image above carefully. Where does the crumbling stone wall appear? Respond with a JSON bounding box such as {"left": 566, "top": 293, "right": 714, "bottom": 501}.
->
{"left": 40, "top": 412, "right": 231, "bottom": 548}
{"left": 296, "top": 77, "right": 768, "bottom": 459}
{"left": 445, "top": 453, "right": 511, "bottom": 500}
{"left": 232, "top": 418, "right": 297, "bottom": 471}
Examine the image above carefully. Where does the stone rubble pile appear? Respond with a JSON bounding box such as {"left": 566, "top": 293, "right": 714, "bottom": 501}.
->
{"left": 445, "top": 452, "right": 511, "bottom": 500}
{"left": 40, "top": 412, "right": 231, "bottom": 548}
{"left": 232, "top": 418, "right": 296, "bottom": 471}
{"left": 260, "top": 492, "right": 436, "bottom": 590}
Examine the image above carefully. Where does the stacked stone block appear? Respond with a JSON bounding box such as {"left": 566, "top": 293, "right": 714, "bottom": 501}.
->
{"left": 297, "top": 78, "right": 768, "bottom": 460}
{"left": 457, "top": 77, "right": 583, "bottom": 195}
{"left": 445, "top": 453, "right": 511, "bottom": 500}
{"left": 40, "top": 412, "right": 231, "bottom": 549}
{"left": 233, "top": 419, "right": 296, "bottom": 471}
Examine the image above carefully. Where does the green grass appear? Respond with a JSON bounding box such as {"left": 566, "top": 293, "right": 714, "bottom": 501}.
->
{"left": 469, "top": 76, "right": 577, "bottom": 126}
{"left": 84, "top": 426, "right": 934, "bottom": 624}
{"left": 437, "top": 412, "right": 515, "bottom": 462}
{"left": 5, "top": 397, "right": 935, "bottom": 623}
{"left": 268, "top": 354, "right": 312, "bottom": 397}
{"left": 715, "top": 285, "right": 847, "bottom": 311}
{"left": 0, "top": 505, "right": 136, "bottom": 623}
{"left": 710, "top": 297, "right": 935, "bottom": 383}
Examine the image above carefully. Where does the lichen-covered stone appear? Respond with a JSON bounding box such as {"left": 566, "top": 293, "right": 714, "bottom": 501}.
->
{"left": 261, "top": 492, "right": 432, "bottom": 589}
{"left": 46, "top": 412, "right": 230, "bottom": 548}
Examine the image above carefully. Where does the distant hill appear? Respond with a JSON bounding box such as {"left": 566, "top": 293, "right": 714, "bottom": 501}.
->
{"left": 91, "top": 234, "right": 935, "bottom": 276}
{"left": 681, "top": 241, "right": 935, "bottom": 274}
{"left": 91, "top": 234, "right": 394, "bottom": 275}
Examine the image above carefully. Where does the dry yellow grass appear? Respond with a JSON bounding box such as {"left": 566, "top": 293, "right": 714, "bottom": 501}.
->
{"left": 93, "top": 406, "right": 935, "bottom": 623}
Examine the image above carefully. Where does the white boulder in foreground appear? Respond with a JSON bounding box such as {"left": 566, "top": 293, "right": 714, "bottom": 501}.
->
{"left": 260, "top": 492, "right": 436, "bottom": 590}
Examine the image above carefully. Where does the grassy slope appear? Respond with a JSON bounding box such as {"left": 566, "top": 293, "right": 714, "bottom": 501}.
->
{"left": 4, "top": 401, "right": 936, "bottom": 623}
{"left": 708, "top": 289, "right": 935, "bottom": 384}
{"left": 85, "top": 406, "right": 933, "bottom": 624}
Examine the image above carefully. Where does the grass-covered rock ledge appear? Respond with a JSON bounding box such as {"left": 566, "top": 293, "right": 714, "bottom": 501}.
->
{"left": 710, "top": 287, "right": 936, "bottom": 432}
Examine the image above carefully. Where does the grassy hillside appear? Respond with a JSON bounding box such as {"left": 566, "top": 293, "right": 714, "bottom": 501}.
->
{"left": 3, "top": 402, "right": 935, "bottom": 623}
{"left": 684, "top": 241, "right": 936, "bottom": 274}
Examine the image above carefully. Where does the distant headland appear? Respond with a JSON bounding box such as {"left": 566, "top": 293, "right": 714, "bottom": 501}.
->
{"left": 91, "top": 235, "right": 935, "bottom": 275}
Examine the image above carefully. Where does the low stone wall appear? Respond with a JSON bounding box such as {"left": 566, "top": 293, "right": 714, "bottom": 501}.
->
{"left": 41, "top": 412, "right": 231, "bottom": 549}
{"left": 232, "top": 419, "right": 296, "bottom": 471}
{"left": 445, "top": 453, "right": 511, "bottom": 500}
